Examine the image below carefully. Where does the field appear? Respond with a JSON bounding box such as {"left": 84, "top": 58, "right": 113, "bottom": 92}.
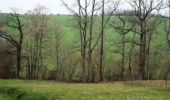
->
{"left": 0, "top": 80, "right": 170, "bottom": 100}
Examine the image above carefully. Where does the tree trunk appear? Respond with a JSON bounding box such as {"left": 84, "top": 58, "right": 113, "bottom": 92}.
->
{"left": 88, "top": 0, "right": 95, "bottom": 82}
{"left": 146, "top": 32, "right": 153, "bottom": 80}
{"left": 128, "top": 42, "right": 135, "bottom": 80}
{"left": 16, "top": 46, "right": 21, "bottom": 79}
{"left": 99, "top": 31, "right": 104, "bottom": 82}
{"left": 82, "top": 47, "right": 86, "bottom": 82}
{"left": 99, "top": 0, "right": 105, "bottom": 82}
{"left": 120, "top": 34, "right": 125, "bottom": 80}
{"left": 139, "top": 33, "right": 146, "bottom": 80}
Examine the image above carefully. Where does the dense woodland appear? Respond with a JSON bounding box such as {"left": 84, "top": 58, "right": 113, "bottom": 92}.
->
{"left": 0, "top": 0, "right": 170, "bottom": 83}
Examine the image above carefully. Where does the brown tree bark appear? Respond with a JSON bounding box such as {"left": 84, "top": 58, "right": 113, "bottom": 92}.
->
{"left": 99, "top": 0, "right": 105, "bottom": 82}
{"left": 128, "top": 0, "right": 163, "bottom": 80}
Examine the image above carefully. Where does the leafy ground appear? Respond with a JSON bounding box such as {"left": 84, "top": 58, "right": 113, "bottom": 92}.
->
{"left": 0, "top": 80, "right": 169, "bottom": 100}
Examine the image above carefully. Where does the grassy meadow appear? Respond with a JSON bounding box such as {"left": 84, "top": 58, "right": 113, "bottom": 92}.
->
{"left": 0, "top": 79, "right": 170, "bottom": 100}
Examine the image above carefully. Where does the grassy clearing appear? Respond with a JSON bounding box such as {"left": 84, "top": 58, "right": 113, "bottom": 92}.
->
{"left": 0, "top": 80, "right": 169, "bottom": 100}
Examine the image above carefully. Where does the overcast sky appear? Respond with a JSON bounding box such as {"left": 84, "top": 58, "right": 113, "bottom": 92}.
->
{"left": 0, "top": 0, "right": 167, "bottom": 15}
{"left": 0, "top": 0, "right": 72, "bottom": 14}
{"left": 0, "top": 0, "right": 132, "bottom": 14}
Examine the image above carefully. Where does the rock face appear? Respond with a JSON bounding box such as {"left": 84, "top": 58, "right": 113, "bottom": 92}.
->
{"left": 0, "top": 37, "right": 15, "bottom": 79}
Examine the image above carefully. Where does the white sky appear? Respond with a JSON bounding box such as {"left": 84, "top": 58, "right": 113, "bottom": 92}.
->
{"left": 0, "top": 0, "right": 132, "bottom": 14}
{"left": 0, "top": 0, "right": 167, "bottom": 15}
{"left": 0, "top": 0, "right": 72, "bottom": 14}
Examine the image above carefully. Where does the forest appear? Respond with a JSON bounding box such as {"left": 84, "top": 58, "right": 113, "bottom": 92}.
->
{"left": 0, "top": 0, "right": 170, "bottom": 99}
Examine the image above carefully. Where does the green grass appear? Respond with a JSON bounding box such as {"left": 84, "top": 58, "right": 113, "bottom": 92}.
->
{"left": 0, "top": 80, "right": 169, "bottom": 100}
{"left": 0, "top": 94, "right": 10, "bottom": 100}
{"left": 0, "top": 95, "right": 6, "bottom": 100}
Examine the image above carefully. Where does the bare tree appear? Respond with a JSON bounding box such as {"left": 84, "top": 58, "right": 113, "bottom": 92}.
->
{"left": 54, "top": 24, "right": 62, "bottom": 80}
{"left": 0, "top": 9, "right": 24, "bottom": 79}
{"left": 165, "top": 0, "right": 170, "bottom": 47}
{"left": 127, "top": 32, "right": 137, "bottom": 80}
{"left": 98, "top": 0, "right": 118, "bottom": 82}
{"left": 51, "top": 22, "right": 67, "bottom": 81}
{"left": 62, "top": 0, "right": 101, "bottom": 82}
{"left": 111, "top": 10, "right": 133, "bottom": 80}
{"left": 25, "top": 5, "right": 48, "bottom": 79}
{"left": 164, "top": 0, "right": 170, "bottom": 86}
{"left": 88, "top": 0, "right": 96, "bottom": 82}
{"left": 127, "top": 0, "right": 163, "bottom": 80}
